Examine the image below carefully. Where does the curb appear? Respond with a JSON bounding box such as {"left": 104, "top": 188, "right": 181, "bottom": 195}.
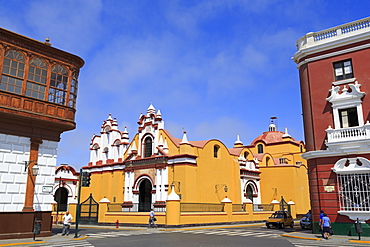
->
{"left": 281, "top": 233, "right": 321, "bottom": 241}
{"left": 0, "top": 241, "right": 46, "bottom": 246}
{"left": 349, "top": 240, "right": 370, "bottom": 244}
{"left": 72, "top": 235, "right": 89, "bottom": 241}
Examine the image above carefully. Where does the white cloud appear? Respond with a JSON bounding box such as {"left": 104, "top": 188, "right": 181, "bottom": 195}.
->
{"left": 25, "top": 0, "right": 103, "bottom": 55}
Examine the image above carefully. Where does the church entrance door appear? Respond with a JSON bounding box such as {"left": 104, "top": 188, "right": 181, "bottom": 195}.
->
{"left": 246, "top": 185, "right": 253, "bottom": 203}
{"left": 54, "top": 187, "right": 68, "bottom": 211}
{"left": 139, "top": 179, "right": 152, "bottom": 212}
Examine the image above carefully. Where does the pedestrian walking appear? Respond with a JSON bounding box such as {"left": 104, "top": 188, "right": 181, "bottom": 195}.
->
{"left": 148, "top": 209, "right": 157, "bottom": 228}
{"left": 62, "top": 211, "right": 73, "bottom": 236}
{"left": 321, "top": 213, "right": 332, "bottom": 239}
{"left": 319, "top": 210, "right": 325, "bottom": 237}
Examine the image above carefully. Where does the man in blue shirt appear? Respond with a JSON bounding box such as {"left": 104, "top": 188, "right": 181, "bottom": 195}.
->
{"left": 319, "top": 210, "right": 325, "bottom": 237}
{"left": 321, "top": 213, "right": 331, "bottom": 239}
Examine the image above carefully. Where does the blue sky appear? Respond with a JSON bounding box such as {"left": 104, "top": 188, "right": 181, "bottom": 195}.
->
{"left": 1, "top": 1, "right": 369, "bottom": 169}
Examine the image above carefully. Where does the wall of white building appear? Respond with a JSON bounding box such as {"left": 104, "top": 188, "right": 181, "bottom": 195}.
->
{"left": 0, "top": 133, "right": 57, "bottom": 211}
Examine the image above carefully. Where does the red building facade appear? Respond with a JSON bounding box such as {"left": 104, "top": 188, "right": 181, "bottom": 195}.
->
{"left": 294, "top": 17, "right": 370, "bottom": 235}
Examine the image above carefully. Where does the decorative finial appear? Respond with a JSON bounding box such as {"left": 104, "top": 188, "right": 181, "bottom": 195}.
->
{"left": 44, "top": 37, "right": 52, "bottom": 46}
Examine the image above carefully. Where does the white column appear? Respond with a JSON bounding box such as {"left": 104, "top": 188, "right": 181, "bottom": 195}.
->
{"left": 124, "top": 172, "right": 129, "bottom": 201}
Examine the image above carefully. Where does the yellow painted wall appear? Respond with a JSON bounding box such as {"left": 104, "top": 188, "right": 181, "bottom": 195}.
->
{"left": 81, "top": 170, "right": 124, "bottom": 204}
{"left": 252, "top": 138, "right": 310, "bottom": 215}
{"left": 168, "top": 139, "right": 240, "bottom": 204}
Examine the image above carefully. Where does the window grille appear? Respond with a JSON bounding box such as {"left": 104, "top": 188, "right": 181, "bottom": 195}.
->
{"left": 337, "top": 173, "right": 370, "bottom": 211}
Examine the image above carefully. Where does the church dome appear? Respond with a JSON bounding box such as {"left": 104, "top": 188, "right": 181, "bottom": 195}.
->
{"left": 251, "top": 131, "right": 296, "bottom": 145}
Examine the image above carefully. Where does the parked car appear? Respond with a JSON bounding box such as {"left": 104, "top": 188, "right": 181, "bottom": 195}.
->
{"left": 265, "top": 210, "right": 294, "bottom": 229}
{"left": 300, "top": 211, "right": 312, "bottom": 229}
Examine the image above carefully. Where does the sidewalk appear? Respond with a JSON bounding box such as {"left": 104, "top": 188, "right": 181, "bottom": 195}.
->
{"left": 1, "top": 224, "right": 370, "bottom": 246}
{"left": 281, "top": 230, "right": 370, "bottom": 244}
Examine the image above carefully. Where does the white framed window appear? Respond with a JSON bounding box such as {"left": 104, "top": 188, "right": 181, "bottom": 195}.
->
{"left": 334, "top": 60, "right": 353, "bottom": 81}
{"left": 326, "top": 82, "right": 365, "bottom": 129}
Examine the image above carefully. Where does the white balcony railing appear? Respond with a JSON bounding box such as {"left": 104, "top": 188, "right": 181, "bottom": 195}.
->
{"left": 326, "top": 124, "right": 370, "bottom": 143}
{"left": 296, "top": 17, "right": 370, "bottom": 51}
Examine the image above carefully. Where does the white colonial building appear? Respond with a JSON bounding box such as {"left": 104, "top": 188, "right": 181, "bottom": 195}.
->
{"left": 0, "top": 133, "right": 57, "bottom": 211}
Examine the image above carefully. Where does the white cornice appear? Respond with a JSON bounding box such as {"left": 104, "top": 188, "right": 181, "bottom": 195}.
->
{"left": 295, "top": 43, "right": 370, "bottom": 67}
{"left": 167, "top": 157, "right": 196, "bottom": 164}
{"left": 83, "top": 164, "right": 125, "bottom": 173}
{"left": 302, "top": 148, "right": 370, "bottom": 160}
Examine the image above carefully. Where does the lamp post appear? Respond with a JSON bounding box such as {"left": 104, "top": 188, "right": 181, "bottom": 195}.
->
{"left": 22, "top": 138, "right": 42, "bottom": 212}
{"left": 215, "top": 184, "right": 228, "bottom": 193}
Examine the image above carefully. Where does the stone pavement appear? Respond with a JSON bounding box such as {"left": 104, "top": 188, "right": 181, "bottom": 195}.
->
{"left": 0, "top": 223, "right": 370, "bottom": 246}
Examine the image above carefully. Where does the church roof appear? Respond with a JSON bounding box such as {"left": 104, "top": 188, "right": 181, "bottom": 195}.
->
{"left": 162, "top": 129, "right": 216, "bottom": 148}
{"left": 228, "top": 147, "right": 243, "bottom": 156}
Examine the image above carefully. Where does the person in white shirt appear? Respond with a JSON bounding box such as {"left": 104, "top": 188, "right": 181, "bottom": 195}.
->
{"left": 148, "top": 209, "right": 157, "bottom": 228}
{"left": 62, "top": 211, "right": 73, "bottom": 236}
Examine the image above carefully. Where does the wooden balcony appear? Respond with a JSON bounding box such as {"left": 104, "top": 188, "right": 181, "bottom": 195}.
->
{"left": 0, "top": 90, "right": 76, "bottom": 141}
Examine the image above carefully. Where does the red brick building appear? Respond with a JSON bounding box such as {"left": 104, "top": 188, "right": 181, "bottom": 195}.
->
{"left": 293, "top": 17, "right": 370, "bottom": 235}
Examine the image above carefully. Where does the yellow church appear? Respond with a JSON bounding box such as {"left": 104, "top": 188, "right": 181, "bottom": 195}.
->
{"left": 57, "top": 104, "right": 309, "bottom": 226}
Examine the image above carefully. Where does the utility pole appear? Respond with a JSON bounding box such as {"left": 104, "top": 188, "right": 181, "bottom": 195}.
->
{"left": 74, "top": 169, "right": 82, "bottom": 238}
{"left": 55, "top": 176, "right": 61, "bottom": 224}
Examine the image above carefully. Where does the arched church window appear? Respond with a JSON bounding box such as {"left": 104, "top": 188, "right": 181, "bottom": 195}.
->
{"left": 1, "top": 50, "right": 25, "bottom": 94}
{"left": 48, "top": 65, "right": 68, "bottom": 105}
{"left": 257, "top": 144, "right": 264, "bottom": 154}
{"left": 214, "top": 145, "right": 220, "bottom": 158}
{"left": 26, "top": 58, "right": 47, "bottom": 100}
{"left": 144, "top": 137, "right": 152, "bottom": 158}
{"left": 103, "top": 147, "right": 109, "bottom": 160}
{"left": 243, "top": 151, "right": 249, "bottom": 159}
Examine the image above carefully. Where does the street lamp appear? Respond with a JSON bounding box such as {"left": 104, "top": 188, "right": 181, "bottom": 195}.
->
{"left": 24, "top": 161, "right": 39, "bottom": 176}
{"left": 215, "top": 184, "right": 228, "bottom": 193}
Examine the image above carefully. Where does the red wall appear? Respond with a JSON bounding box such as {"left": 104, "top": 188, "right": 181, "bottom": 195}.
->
{"left": 299, "top": 41, "right": 370, "bottom": 151}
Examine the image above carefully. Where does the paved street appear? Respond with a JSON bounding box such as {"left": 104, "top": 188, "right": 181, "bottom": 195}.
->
{"left": 23, "top": 225, "right": 369, "bottom": 247}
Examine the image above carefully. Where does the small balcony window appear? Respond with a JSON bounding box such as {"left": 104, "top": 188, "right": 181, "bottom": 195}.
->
{"left": 339, "top": 107, "right": 359, "bottom": 128}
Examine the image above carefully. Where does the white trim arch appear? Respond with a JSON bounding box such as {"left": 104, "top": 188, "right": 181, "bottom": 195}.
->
{"left": 241, "top": 180, "right": 261, "bottom": 204}
{"left": 244, "top": 180, "right": 258, "bottom": 197}
{"left": 133, "top": 175, "right": 154, "bottom": 191}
